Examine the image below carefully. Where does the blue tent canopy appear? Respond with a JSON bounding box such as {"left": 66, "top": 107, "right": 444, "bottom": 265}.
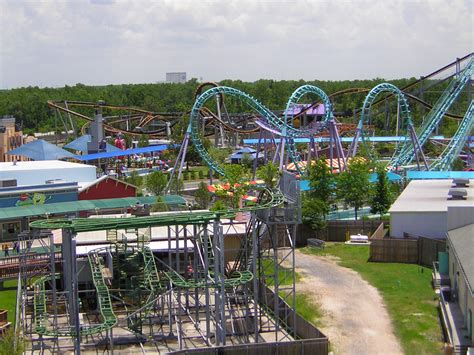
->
{"left": 64, "top": 135, "right": 120, "bottom": 153}
{"left": 75, "top": 145, "right": 170, "bottom": 161}
{"left": 7, "top": 139, "right": 76, "bottom": 160}
{"left": 229, "top": 147, "right": 258, "bottom": 161}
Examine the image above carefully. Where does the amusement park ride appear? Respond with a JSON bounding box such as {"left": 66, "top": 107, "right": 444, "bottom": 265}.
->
{"left": 15, "top": 54, "right": 473, "bottom": 353}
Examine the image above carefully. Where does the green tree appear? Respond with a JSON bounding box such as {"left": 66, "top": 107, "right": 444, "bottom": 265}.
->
{"left": 137, "top": 134, "right": 149, "bottom": 147}
{"left": 370, "top": 165, "right": 393, "bottom": 216}
{"left": 145, "top": 171, "right": 168, "bottom": 195}
{"left": 126, "top": 170, "right": 143, "bottom": 188}
{"left": 151, "top": 195, "right": 169, "bottom": 212}
{"left": 307, "top": 158, "right": 335, "bottom": 211}
{"left": 168, "top": 175, "right": 184, "bottom": 194}
{"left": 302, "top": 158, "right": 336, "bottom": 228}
{"left": 240, "top": 153, "right": 253, "bottom": 170}
{"left": 210, "top": 200, "right": 227, "bottom": 212}
{"left": 302, "top": 196, "right": 328, "bottom": 231}
{"left": 195, "top": 181, "right": 211, "bottom": 209}
{"left": 336, "top": 159, "right": 371, "bottom": 220}
{"left": 451, "top": 157, "right": 465, "bottom": 171}
{"left": 219, "top": 164, "right": 250, "bottom": 208}
{"left": 209, "top": 146, "right": 232, "bottom": 166}
{"left": 256, "top": 162, "right": 280, "bottom": 189}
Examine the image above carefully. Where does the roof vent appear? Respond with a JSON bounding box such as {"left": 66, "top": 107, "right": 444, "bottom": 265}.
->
{"left": 448, "top": 188, "right": 467, "bottom": 200}
{"left": 452, "top": 178, "right": 469, "bottom": 188}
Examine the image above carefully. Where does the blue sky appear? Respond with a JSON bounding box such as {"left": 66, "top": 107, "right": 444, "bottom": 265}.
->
{"left": 0, "top": 0, "right": 472, "bottom": 88}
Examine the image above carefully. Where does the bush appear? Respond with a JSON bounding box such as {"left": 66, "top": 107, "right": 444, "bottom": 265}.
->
{"left": 183, "top": 172, "right": 189, "bottom": 180}
{"left": 210, "top": 200, "right": 227, "bottom": 211}
{"left": 198, "top": 170, "right": 205, "bottom": 179}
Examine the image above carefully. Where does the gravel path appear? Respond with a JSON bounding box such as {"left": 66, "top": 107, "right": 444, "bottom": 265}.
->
{"left": 294, "top": 250, "right": 403, "bottom": 355}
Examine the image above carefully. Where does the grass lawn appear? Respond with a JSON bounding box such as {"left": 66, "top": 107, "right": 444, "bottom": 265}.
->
{"left": 262, "top": 259, "right": 324, "bottom": 331}
{"left": 294, "top": 293, "right": 324, "bottom": 328}
{"left": 0, "top": 280, "right": 17, "bottom": 323}
{"left": 302, "top": 243, "right": 443, "bottom": 355}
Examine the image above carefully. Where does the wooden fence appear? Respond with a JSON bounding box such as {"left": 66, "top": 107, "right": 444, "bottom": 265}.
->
{"left": 296, "top": 219, "right": 384, "bottom": 246}
{"left": 370, "top": 233, "right": 446, "bottom": 265}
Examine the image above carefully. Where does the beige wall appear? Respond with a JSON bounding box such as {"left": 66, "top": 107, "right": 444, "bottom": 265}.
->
{"left": 390, "top": 211, "right": 447, "bottom": 238}
{"left": 0, "top": 118, "right": 24, "bottom": 162}
{"left": 448, "top": 239, "right": 474, "bottom": 338}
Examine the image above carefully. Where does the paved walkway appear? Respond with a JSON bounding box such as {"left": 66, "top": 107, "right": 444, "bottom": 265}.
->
{"left": 294, "top": 250, "right": 403, "bottom": 355}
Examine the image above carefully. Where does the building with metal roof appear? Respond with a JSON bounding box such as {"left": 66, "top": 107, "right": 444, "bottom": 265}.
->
{"left": 389, "top": 179, "right": 473, "bottom": 238}
{"left": 0, "top": 160, "right": 96, "bottom": 186}
{"left": 440, "top": 206, "right": 474, "bottom": 352}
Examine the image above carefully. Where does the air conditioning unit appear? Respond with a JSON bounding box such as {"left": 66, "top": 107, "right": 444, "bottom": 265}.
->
{"left": 447, "top": 188, "right": 467, "bottom": 200}
{"left": 452, "top": 178, "right": 469, "bottom": 188}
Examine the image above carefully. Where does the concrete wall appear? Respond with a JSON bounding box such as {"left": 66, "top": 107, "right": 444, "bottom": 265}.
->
{"left": 447, "top": 206, "right": 474, "bottom": 231}
{"left": 390, "top": 211, "right": 447, "bottom": 239}
{"left": 448, "top": 239, "right": 474, "bottom": 337}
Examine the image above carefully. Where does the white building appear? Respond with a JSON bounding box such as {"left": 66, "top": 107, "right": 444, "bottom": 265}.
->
{"left": 0, "top": 160, "right": 96, "bottom": 186}
{"left": 166, "top": 72, "right": 187, "bottom": 84}
{"left": 389, "top": 179, "right": 473, "bottom": 239}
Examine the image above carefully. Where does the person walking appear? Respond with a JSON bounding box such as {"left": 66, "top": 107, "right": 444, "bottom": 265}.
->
{"left": 4, "top": 244, "right": 9, "bottom": 257}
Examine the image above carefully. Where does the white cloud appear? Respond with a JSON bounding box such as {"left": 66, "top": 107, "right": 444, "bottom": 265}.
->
{"left": 0, "top": 0, "right": 472, "bottom": 88}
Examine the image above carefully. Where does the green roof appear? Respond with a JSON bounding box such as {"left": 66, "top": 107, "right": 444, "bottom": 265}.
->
{"left": 0, "top": 195, "right": 186, "bottom": 221}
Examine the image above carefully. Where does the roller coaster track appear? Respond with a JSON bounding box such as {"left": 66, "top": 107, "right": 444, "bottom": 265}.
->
{"left": 393, "top": 57, "right": 473, "bottom": 168}
{"left": 30, "top": 188, "right": 281, "bottom": 337}
{"left": 33, "top": 248, "right": 117, "bottom": 337}
{"left": 190, "top": 85, "right": 334, "bottom": 175}
{"left": 48, "top": 100, "right": 175, "bottom": 137}
{"left": 284, "top": 85, "right": 334, "bottom": 174}
{"left": 353, "top": 53, "right": 473, "bottom": 116}
{"left": 430, "top": 101, "right": 474, "bottom": 171}
{"left": 351, "top": 83, "right": 414, "bottom": 164}
{"left": 30, "top": 187, "right": 283, "bottom": 233}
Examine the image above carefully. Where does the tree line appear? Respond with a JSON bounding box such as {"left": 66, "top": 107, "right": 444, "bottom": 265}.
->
{"left": 0, "top": 77, "right": 468, "bottom": 137}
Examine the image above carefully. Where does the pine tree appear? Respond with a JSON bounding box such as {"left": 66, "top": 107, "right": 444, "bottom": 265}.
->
{"left": 370, "top": 165, "right": 393, "bottom": 216}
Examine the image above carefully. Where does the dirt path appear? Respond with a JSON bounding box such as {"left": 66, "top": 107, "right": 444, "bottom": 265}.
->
{"left": 294, "top": 250, "right": 403, "bottom": 355}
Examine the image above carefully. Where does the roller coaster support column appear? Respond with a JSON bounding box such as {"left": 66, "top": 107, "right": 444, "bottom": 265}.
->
{"left": 252, "top": 130, "right": 264, "bottom": 180}
{"left": 347, "top": 124, "right": 361, "bottom": 158}
{"left": 279, "top": 127, "right": 287, "bottom": 171}
{"left": 213, "top": 219, "right": 226, "bottom": 345}
{"left": 215, "top": 95, "right": 225, "bottom": 147}
{"left": 62, "top": 229, "right": 81, "bottom": 354}
{"left": 251, "top": 215, "right": 259, "bottom": 342}
{"left": 165, "top": 123, "right": 191, "bottom": 193}
{"left": 408, "top": 124, "right": 428, "bottom": 170}
{"left": 328, "top": 119, "right": 347, "bottom": 172}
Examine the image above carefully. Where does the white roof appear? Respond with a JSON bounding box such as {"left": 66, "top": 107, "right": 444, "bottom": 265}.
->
{"left": 0, "top": 160, "right": 95, "bottom": 171}
{"left": 0, "top": 160, "right": 96, "bottom": 186}
{"left": 389, "top": 179, "right": 474, "bottom": 213}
